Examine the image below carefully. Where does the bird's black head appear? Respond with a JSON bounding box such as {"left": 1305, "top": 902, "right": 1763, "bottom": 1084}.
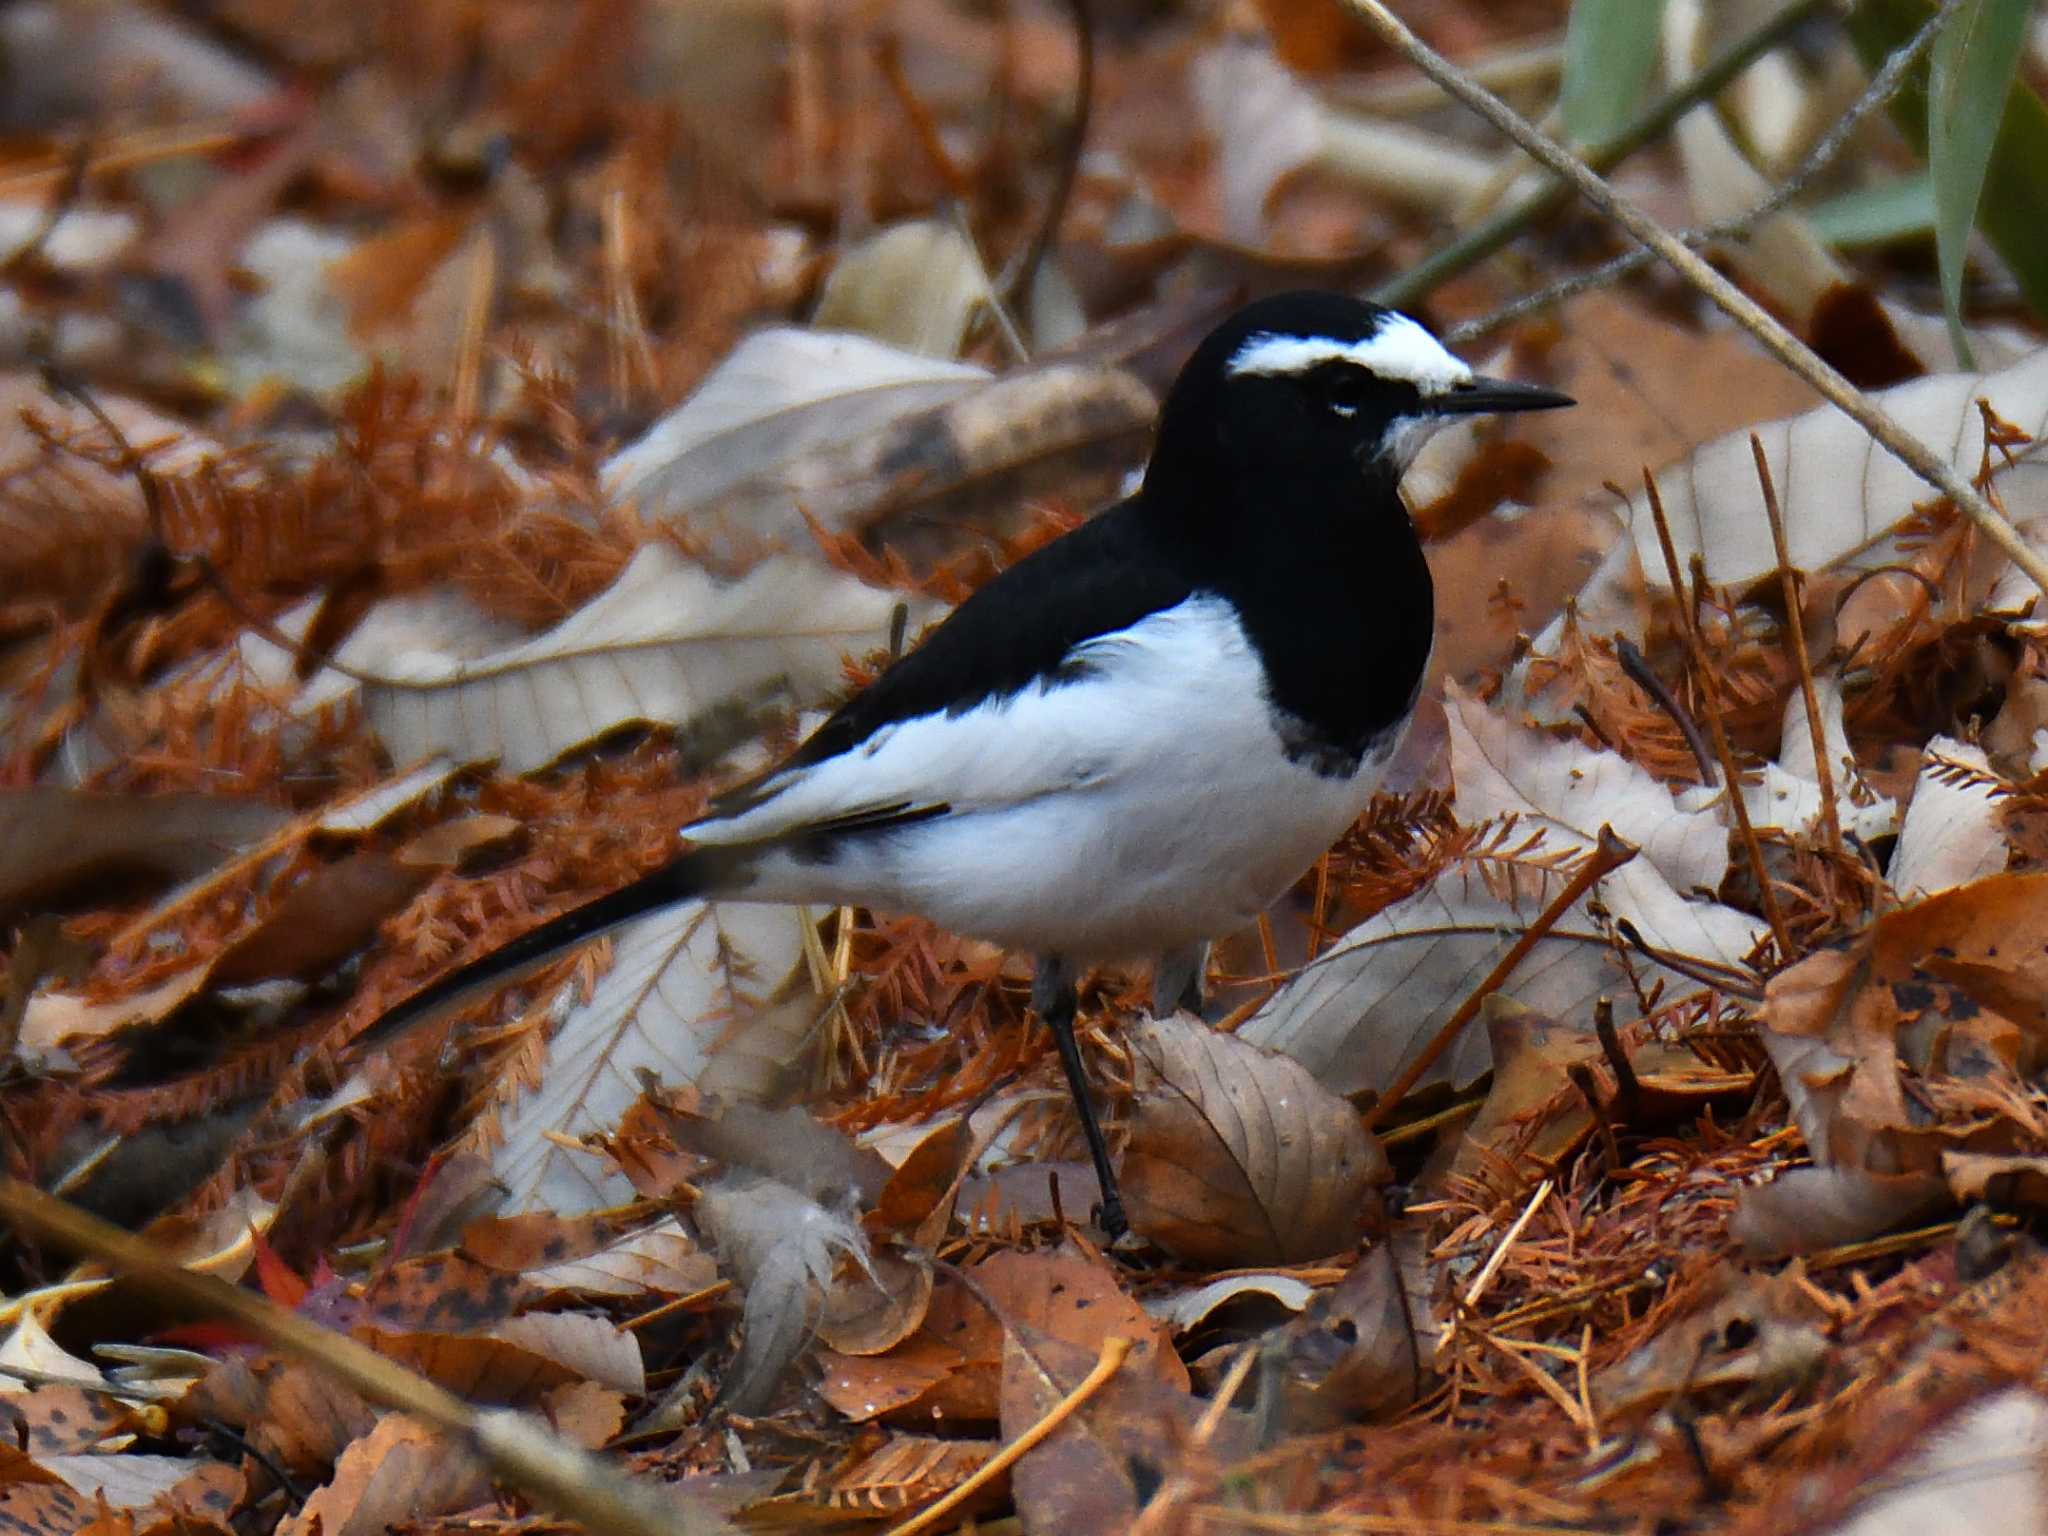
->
{"left": 1146, "top": 291, "right": 1572, "bottom": 501}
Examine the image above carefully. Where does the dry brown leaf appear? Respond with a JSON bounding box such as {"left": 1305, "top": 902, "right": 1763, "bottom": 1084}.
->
{"left": 0, "top": 789, "right": 286, "bottom": 919}
{"left": 1943, "top": 1151, "right": 2048, "bottom": 1212}
{"left": 1122, "top": 1013, "right": 1387, "bottom": 1265}
{"left": 1421, "top": 995, "right": 1600, "bottom": 1194}
{"left": 968, "top": 1248, "right": 1187, "bottom": 1394}
{"left": 1271, "top": 1238, "right": 1428, "bottom": 1429}
{"left": 1000, "top": 1322, "right": 1246, "bottom": 1536}
{"left": 815, "top": 1336, "right": 964, "bottom": 1425}
{"left": 538, "top": 1380, "right": 627, "bottom": 1451}
{"left": 816, "top": 1251, "right": 932, "bottom": 1357}
{"left": 1592, "top": 1264, "right": 1829, "bottom": 1420}
{"left": 278, "top": 1414, "right": 487, "bottom": 1536}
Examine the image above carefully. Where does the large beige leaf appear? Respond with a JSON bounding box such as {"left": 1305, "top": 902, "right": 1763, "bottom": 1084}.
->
{"left": 1567, "top": 349, "right": 2048, "bottom": 638}
{"left": 601, "top": 327, "right": 1153, "bottom": 557}
{"left": 1119, "top": 1014, "right": 1387, "bottom": 1266}
{"left": 1241, "top": 692, "right": 1762, "bottom": 1096}
{"left": 479, "top": 901, "right": 819, "bottom": 1215}
{"left": 348, "top": 543, "right": 920, "bottom": 775}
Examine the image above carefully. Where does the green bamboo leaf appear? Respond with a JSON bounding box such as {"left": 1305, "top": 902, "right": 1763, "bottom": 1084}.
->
{"left": 1561, "top": 0, "right": 1670, "bottom": 150}
{"left": 1928, "top": 0, "right": 2030, "bottom": 365}
{"left": 1806, "top": 171, "right": 1935, "bottom": 248}
{"left": 1847, "top": 0, "right": 2048, "bottom": 348}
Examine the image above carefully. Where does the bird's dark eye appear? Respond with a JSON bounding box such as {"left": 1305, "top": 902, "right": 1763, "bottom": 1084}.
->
{"left": 1321, "top": 367, "right": 1370, "bottom": 419}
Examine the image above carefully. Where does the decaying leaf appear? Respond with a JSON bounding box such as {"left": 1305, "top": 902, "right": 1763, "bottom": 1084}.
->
{"left": 473, "top": 902, "right": 820, "bottom": 1215}
{"left": 813, "top": 220, "right": 996, "bottom": 358}
{"left": 1121, "top": 1013, "right": 1386, "bottom": 1265}
{"left": 1000, "top": 1321, "right": 1247, "bottom": 1536}
{"left": 1563, "top": 349, "right": 2048, "bottom": 640}
{"left": 1242, "top": 688, "right": 1761, "bottom": 1096}
{"left": 277, "top": 1413, "right": 487, "bottom": 1536}
{"left": 0, "top": 788, "right": 286, "bottom": 918}
{"left": 1270, "top": 1238, "right": 1428, "bottom": 1428}
{"left": 349, "top": 543, "right": 926, "bottom": 775}
{"left": 1592, "top": 1263, "right": 1829, "bottom": 1420}
{"left": 1421, "top": 995, "right": 1601, "bottom": 1192}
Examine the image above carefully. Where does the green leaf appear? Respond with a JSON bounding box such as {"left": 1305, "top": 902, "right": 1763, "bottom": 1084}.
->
{"left": 1561, "top": 0, "right": 1670, "bottom": 151}
{"left": 1928, "top": 0, "right": 2030, "bottom": 365}
{"left": 1806, "top": 171, "right": 1935, "bottom": 248}
{"left": 1846, "top": 0, "right": 2048, "bottom": 349}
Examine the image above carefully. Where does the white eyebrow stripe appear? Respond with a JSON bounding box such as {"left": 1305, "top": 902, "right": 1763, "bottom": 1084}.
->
{"left": 1225, "top": 315, "right": 1473, "bottom": 395}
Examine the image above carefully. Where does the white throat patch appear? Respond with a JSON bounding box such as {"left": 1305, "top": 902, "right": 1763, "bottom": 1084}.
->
{"left": 1225, "top": 313, "right": 1472, "bottom": 396}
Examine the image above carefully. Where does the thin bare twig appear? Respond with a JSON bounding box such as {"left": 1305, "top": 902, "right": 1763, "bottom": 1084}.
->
{"left": 1373, "top": 0, "right": 1827, "bottom": 311}
{"left": 1615, "top": 636, "right": 1716, "bottom": 785}
{"left": 1343, "top": 0, "right": 2048, "bottom": 600}
{"left": 0, "top": 1177, "right": 718, "bottom": 1536}
{"left": 879, "top": 1335, "right": 1131, "bottom": 1536}
{"left": 1753, "top": 432, "right": 1842, "bottom": 856}
{"left": 1451, "top": 0, "right": 1965, "bottom": 344}
{"left": 1004, "top": 0, "right": 1093, "bottom": 309}
{"left": 1641, "top": 472, "right": 1794, "bottom": 961}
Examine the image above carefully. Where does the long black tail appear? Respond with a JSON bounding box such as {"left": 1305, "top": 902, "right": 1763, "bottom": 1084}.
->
{"left": 347, "top": 844, "right": 754, "bottom": 1055}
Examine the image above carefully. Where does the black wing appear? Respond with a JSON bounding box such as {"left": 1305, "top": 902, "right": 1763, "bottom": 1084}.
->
{"left": 708, "top": 494, "right": 1192, "bottom": 818}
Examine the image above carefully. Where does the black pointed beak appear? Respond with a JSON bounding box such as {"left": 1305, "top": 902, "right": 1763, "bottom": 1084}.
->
{"left": 1429, "top": 376, "right": 1575, "bottom": 416}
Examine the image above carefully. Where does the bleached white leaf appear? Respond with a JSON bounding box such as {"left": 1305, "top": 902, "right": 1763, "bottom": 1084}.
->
{"left": 1242, "top": 693, "right": 1762, "bottom": 1095}
{"left": 492, "top": 1311, "right": 645, "bottom": 1395}
{"left": 1731, "top": 679, "right": 1896, "bottom": 842}
{"left": 1889, "top": 738, "right": 2008, "bottom": 899}
{"left": 484, "top": 901, "right": 818, "bottom": 1215}
{"left": 0, "top": 1312, "right": 103, "bottom": 1393}
{"left": 603, "top": 328, "right": 984, "bottom": 523}
{"left": 1239, "top": 862, "right": 1744, "bottom": 1096}
{"left": 1562, "top": 351, "right": 2048, "bottom": 641}
{"left": 697, "top": 1172, "right": 873, "bottom": 1414}
{"left": 813, "top": 220, "right": 996, "bottom": 358}
{"left": 314, "top": 757, "right": 464, "bottom": 834}
{"left": 1143, "top": 1273, "right": 1313, "bottom": 1331}
{"left": 348, "top": 543, "right": 921, "bottom": 775}
{"left": 1449, "top": 682, "right": 1729, "bottom": 893}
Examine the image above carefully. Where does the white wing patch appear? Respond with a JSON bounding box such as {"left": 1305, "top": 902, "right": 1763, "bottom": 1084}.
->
{"left": 1226, "top": 313, "right": 1471, "bottom": 395}
{"left": 686, "top": 596, "right": 1265, "bottom": 847}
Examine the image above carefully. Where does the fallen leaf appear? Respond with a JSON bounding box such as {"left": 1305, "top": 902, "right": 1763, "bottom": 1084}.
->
{"left": 277, "top": 1414, "right": 487, "bottom": 1536}
{"left": 0, "top": 789, "right": 286, "bottom": 918}
{"left": 1273, "top": 1239, "right": 1427, "bottom": 1428}
{"left": 1122, "top": 1014, "right": 1387, "bottom": 1265}
{"left": 490, "top": 1311, "right": 644, "bottom": 1395}
{"left": 1421, "top": 995, "right": 1601, "bottom": 1193}
{"left": 1592, "top": 1264, "right": 1829, "bottom": 1420}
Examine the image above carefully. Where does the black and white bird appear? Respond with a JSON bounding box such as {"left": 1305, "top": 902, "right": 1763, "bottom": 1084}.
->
{"left": 356, "top": 291, "right": 1572, "bottom": 1238}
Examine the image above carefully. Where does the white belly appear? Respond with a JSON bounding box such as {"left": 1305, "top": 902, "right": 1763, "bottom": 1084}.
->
{"left": 711, "top": 594, "right": 1407, "bottom": 960}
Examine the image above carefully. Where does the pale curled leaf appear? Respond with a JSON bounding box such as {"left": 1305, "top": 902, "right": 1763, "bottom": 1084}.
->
{"left": 479, "top": 902, "right": 817, "bottom": 1216}
{"left": 352, "top": 544, "right": 923, "bottom": 776}
{"left": 1120, "top": 1014, "right": 1388, "bottom": 1265}
{"left": 1566, "top": 348, "right": 2048, "bottom": 638}
{"left": 813, "top": 220, "right": 996, "bottom": 358}
{"left": 602, "top": 328, "right": 1153, "bottom": 556}
{"left": 1890, "top": 738, "right": 2008, "bottom": 898}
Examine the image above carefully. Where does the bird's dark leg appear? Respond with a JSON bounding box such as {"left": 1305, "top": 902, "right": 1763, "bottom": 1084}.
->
{"left": 1152, "top": 942, "right": 1207, "bottom": 1017}
{"left": 1032, "top": 955, "right": 1127, "bottom": 1241}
